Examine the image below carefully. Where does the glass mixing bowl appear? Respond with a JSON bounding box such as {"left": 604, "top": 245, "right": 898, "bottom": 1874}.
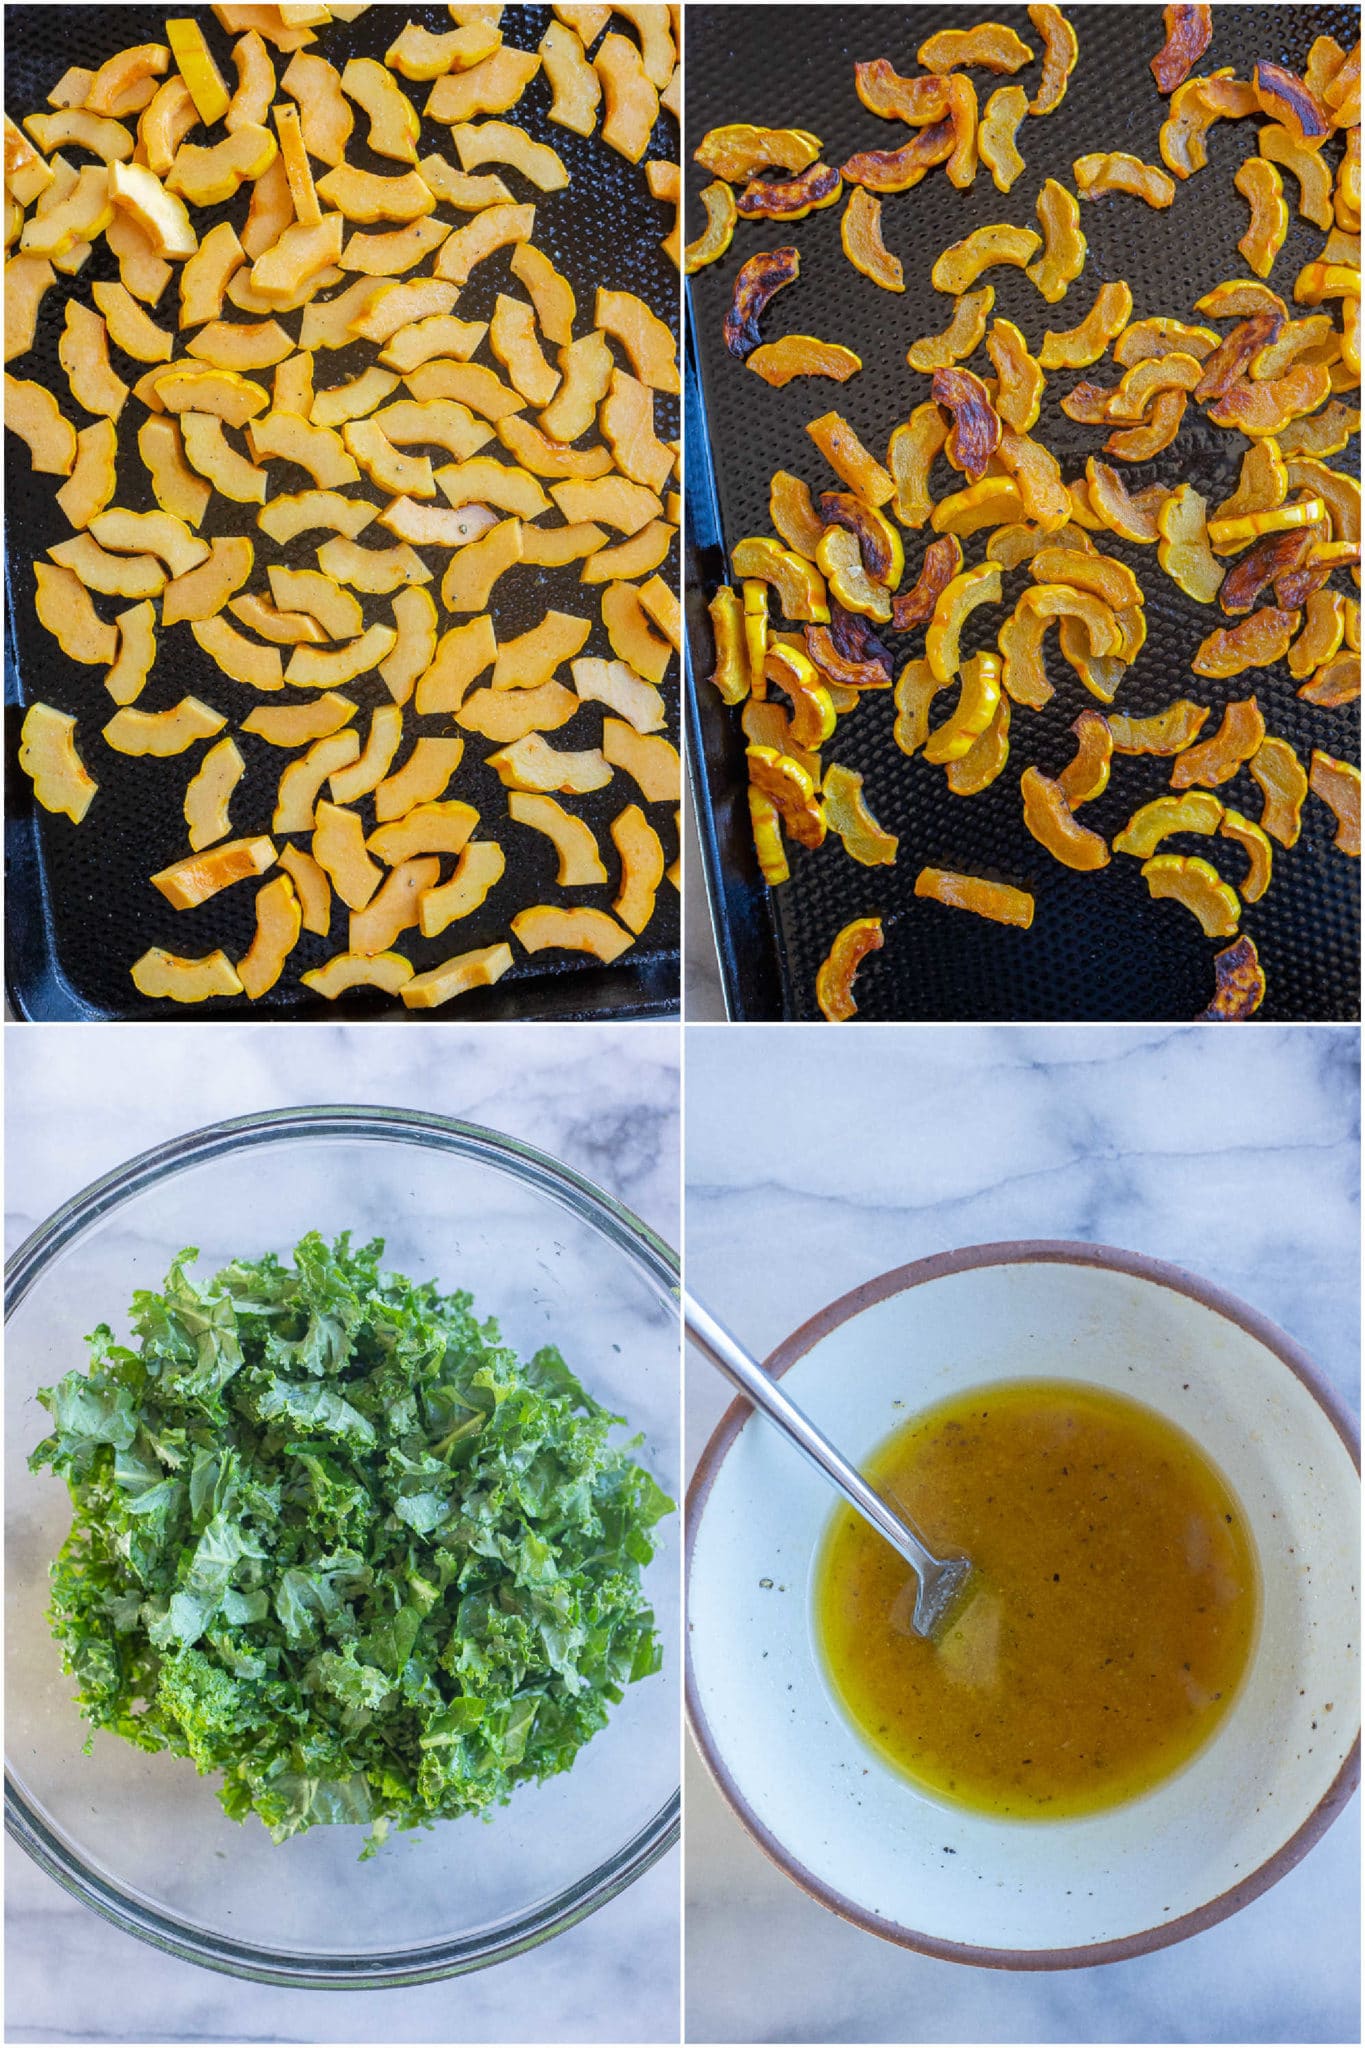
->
{"left": 6, "top": 1106, "right": 680, "bottom": 1988}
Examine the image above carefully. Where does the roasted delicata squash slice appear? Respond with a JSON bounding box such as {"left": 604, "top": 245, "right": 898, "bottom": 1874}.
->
{"left": 490, "top": 293, "right": 561, "bottom": 408}
{"left": 729, "top": 535, "right": 829, "bottom": 625}
{"left": 1192, "top": 608, "right": 1300, "bottom": 677}
{"left": 601, "top": 577, "right": 679, "bottom": 679}
{"left": 815, "top": 916, "right": 884, "bottom": 1020}
{"left": 821, "top": 762, "right": 899, "bottom": 865}
{"left": 415, "top": 841, "right": 505, "bottom": 938}
{"left": 399, "top": 941, "right": 515, "bottom": 1009}
{"left": 372, "top": 583, "right": 436, "bottom": 705}
{"left": 259, "top": 493, "right": 376, "bottom": 546}
{"left": 20, "top": 163, "right": 113, "bottom": 261}
{"left": 932, "top": 223, "right": 1042, "bottom": 296}
{"left": 434, "top": 201, "right": 536, "bottom": 282}
{"left": 1142, "top": 854, "right": 1241, "bottom": 935}
{"left": 179, "top": 221, "right": 247, "bottom": 326}
{"left": 1309, "top": 743, "right": 1361, "bottom": 855}
{"left": 229, "top": 591, "right": 324, "bottom": 645}
{"left": 104, "top": 696, "right": 227, "bottom": 761}
{"left": 450, "top": 118, "right": 568, "bottom": 191}
{"left": 167, "top": 124, "right": 278, "bottom": 208}
{"left": 510, "top": 901, "right": 633, "bottom": 962}
{"left": 225, "top": 30, "right": 276, "bottom": 134}
{"left": 33, "top": 562, "right": 118, "bottom": 665}
{"left": 283, "top": 622, "right": 399, "bottom": 690}
{"left": 130, "top": 947, "right": 243, "bottom": 1003}
{"left": 926, "top": 562, "right": 1003, "bottom": 680}
{"left": 183, "top": 735, "right": 247, "bottom": 851}
{"left": 387, "top": 19, "right": 501, "bottom": 83}
{"left": 6, "top": 374, "right": 77, "bottom": 475}
{"left": 1112, "top": 789, "right": 1223, "bottom": 858}
{"left": 1022, "top": 764, "right": 1110, "bottom": 870}
{"left": 107, "top": 158, "right": 197, "bottom": 259}
{"left": 57, "top": 415, "right": 121, "bottom": 527}
{"left": 378, "top": 311, "right": 491, "bottom": 372}
{"left": 268, "top": 563, "right": 362, "bottom": 640}
{"left": 162, "top": 535, "right": 254, "bottom": 624}
{"left": 187, "top": 315, "right": 293, "bottom": 371}
{"left": 1027, "top": 177, "right": 1087, "bottom": 301}
{"left": 491, "top": 608, "right": 592, "bottom": 691}
{"left": 313, "top": 369, "right": 409, "bottom": 429}
{"left": 59, "top": 302, "right": 127, "bottom": 420}
{"left": 576, "top": 520, "right": 662, "bottom": 577}
{"left": 506, "top": 238, "right": 576, "bottom": 346}
{"left": 1195, "top": 934, "right": 1267, "bottom": 1019}
{"left": 508, "top": 790, "right": 608, "bottom": 885}
{"left": 368, "top": 799, "right": 479, "bottom": 865}
{"left": 192, "top": 615, "right": 285, "bottom": 690}
{"left": 103, "top": 600, "right": 158, "bottom": 704}
{"left": 539, "top": 19, "right": 603, "bottom": 137}
{"left": 374, "top": 738, "right": 467, "bottom": 822}
{"left": 346, "top": 855, "right": 443, "bottom": 955}
{"left": 235, "top": 872, "right": 302, "bottom": 1000}
{"left": 1219, "top": 808, "right": 1274, "bottom": 903}
{"left": 605, "top": 803, "right": 664, "bottom": 934}
{"left": 413, "top": 615, "right": 498, "bottom": 714}
{"left": 572, "top": 656, "right": 665, "bottom": 732}
{"left": 273, "top": 732, "right": 361, "bottom": 836}
{"left": 310, "top": 799, "right": 383, "bottom": 913}
{"left": 243, "top": 693, "right": 357, "bottom": 747}
{"left": 181, "top": 410, "right": 269, "bottom": 502}
{"left": 247, "top": 409, "right": 359, "bottom": 486}
{"left": 441, "top": 518, "right": 523, "bottom": 614}
{"left": 426, "top": 45, "right": 542, "bottom": 124}
{"left": 151, "top": 834, "right": 276, "bottom": 912}
{"left": 530, "top": 326, "right": 608, "bottom": 441}
{"left": 487, "top": 732, "right": 612, "bottom": 793}
{"left": 600, "top": 718, "right": 679, "bottom": 803}
{"left": 19, "top": 702, "right": 97, "bottom": 822}
{"left": 6, "top": 111, "right": 57, "bottom": 203}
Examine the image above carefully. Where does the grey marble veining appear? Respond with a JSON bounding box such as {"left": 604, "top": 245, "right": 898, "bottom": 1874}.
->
{"left": 683, "top": 1022, "right": 1360, "bottom": 2047}
{"left": 4, "top": 1021, "right": 681, "bottom": 2047}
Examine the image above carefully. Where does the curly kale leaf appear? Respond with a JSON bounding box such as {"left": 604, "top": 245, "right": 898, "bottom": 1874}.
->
{"left": 29, "top": 1233, "right": 672, "bottom": 1854}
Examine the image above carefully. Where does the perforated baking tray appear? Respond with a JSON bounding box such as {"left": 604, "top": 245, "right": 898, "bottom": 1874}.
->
{"left": 684, "top": 3, "right": 1359, "bottom": 1021}
{"left": 5, "top": 3, "right": 680, "bottom": 1021}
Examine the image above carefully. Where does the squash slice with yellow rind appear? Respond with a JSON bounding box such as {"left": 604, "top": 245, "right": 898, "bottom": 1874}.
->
{"left": 19, "top": 702, "right": 98, "bottom": 822}
{"left": 184, "top": 736, "right": 246, "bottom": 848}
{"left": 151, "top": 833, "right": 276, "bottom": 909}
{"left": 399, "top": 940, "right": 515, "bottom": 1008}
{"left": 237, "top": 871, "right": 302, "bottom": 998}
{"left": 131, "top": 947, "right": 243, "bottom": 1002}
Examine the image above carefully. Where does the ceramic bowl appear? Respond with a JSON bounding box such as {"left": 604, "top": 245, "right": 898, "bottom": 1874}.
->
{"left": 686, "top": 1241, "right": 1359, "bottom": 1968}
{"left": 7, "top": 1106, "right": 680, "bottom": 1987}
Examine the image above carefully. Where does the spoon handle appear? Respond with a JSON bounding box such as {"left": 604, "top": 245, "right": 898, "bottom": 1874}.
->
{"left": 683, "top": 1289, "right": 936, "bottom": 1579}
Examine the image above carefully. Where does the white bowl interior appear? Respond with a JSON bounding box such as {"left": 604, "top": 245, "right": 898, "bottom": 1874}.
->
{"left": 7, "top": 1130, "right": 679, "bottom": 1960}
{"left": 689, "top": 1257, "right": 1358, "bottom": 1956}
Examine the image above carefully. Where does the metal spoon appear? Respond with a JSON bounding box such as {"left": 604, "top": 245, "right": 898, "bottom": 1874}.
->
{"left": 685, "top": 1290, "right": 973, "bottom": 1640}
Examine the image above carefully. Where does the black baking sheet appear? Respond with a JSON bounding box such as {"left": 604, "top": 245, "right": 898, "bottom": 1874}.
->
{"left": 5, "top": 3, "right": 680, "bottom": 1021}
{"left": 684, "top": 3, "right": 1360, "bottom": 1022}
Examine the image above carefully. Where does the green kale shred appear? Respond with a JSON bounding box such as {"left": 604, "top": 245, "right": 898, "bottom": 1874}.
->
{"left": 29, "top": 1231, "right": 673, "bottom": 1855}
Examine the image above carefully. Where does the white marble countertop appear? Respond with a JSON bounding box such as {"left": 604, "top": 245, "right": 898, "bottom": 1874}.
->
{"left": 4, "top": 1021, "right": 681, "bottom": 2046}
{"left": 684, "top": 1023, "right": 1360, "bottom": 2047}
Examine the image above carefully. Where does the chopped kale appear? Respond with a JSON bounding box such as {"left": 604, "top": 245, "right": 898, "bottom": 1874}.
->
{"left": 29, "top": 1232, "right": 672, "bottom": 1854}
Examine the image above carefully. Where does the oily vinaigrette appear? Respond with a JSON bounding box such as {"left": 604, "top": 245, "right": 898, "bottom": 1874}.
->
{"left": 815, "top": 1379, "right": 1259, "bottom": 1819}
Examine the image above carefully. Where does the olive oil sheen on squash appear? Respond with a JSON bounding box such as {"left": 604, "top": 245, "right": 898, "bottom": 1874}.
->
{"left": 815, "top": 1380, "right": 1259, "bottom": 1819}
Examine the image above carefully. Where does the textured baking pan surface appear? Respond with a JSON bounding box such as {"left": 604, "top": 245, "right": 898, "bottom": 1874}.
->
{"left": 5, "top": 4, "right": 680, "bottom": 1021}
{"left": 684, "top": 3, "right": 1359, "bottom": 1022}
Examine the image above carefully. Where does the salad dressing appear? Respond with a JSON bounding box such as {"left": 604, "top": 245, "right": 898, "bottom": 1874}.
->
{"left": 816, "top": 1379, "right": 1259, "bottom": 1818}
